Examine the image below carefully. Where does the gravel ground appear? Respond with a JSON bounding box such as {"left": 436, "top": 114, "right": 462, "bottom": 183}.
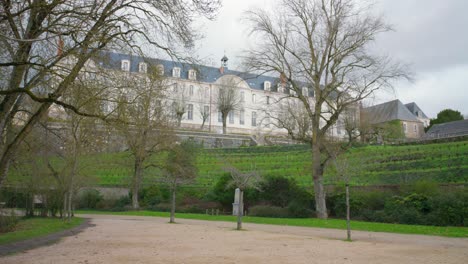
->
{"left": 1, "top": 214, "right": 467, "bottom": 264}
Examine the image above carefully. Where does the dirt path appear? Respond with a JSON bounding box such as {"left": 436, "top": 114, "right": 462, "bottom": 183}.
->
{"left": 1, "top": 214, "right": 467, "bottom": 264}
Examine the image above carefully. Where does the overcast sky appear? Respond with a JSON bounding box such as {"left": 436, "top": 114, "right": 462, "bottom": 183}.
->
{"left": 193, "top": 0, "right": 468, "bottom": 118}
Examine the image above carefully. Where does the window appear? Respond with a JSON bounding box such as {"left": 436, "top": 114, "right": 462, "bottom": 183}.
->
{"left": 189, "top": 85, "right": 194, "bottom": 96}
{"left": 302, "top": 87, "right": 308, "bottom": 96}
{"left": 278, "top": 84, "right": 284, "bottom": 93}
{"left": 205, "top": 87, "right": 209, "bottom": 97}
{"left": 172, "top": 67, "right": 181, "bottom": 78}
{"left": 173, "top": 83, "right": 178, "bottom": 93}
{"left": 229, "top": 111, "right": 234, "bottom": 124}
{"left": 266, "top": 96, "right": 270, "bottom": 105}
{"left": 240, "top": 91, "right": 245, "bottom": 102}
{"left": 240, "top": 110, "right": 245, "bottom": 125}
{"left": 188, "top": 69, "right": 197, "bottom": 80}
{"left": 121, "top": 60, "right": 130, "bottom": 71}
{"left": 157, "top": 64, "right": 164, "bottom": 75}
{"left": 264, "top": 81, "right": 271, "bottom": 91}
{"left": 403, "top": 122, "right": 407, "bottom": 133}
{"left": 414, "top": 124, "right": 417, "bottom": 133}
{"left": 138, "top": 62, "right": 147, "bottom": 73}
{"left": 218, "top": 111, "right": 222, "bottom": 122}
{"left": 251, "top": 111, "right": 257, "bottom": 126}
{"left": 187, "top": 104, "right": 193, "bottom": 120}
{"left": 252, "top": 94, "right": 256, "bottom": 103}
{"left": 204, "top": 105, "right": 210, "bottom": 121}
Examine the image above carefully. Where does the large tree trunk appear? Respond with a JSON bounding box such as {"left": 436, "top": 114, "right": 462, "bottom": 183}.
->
{"left": 222, "top": 117, "right": 227, "bottom": 134}
{"left": 312, "top": 142, "right": 328, "bottom": 219}
{"left": 236, "top": 190, "right": 243, "bottom": 230}
{"left": 346, "top": 183, "right": 351, "bottom": 241}
{"left": 170, "top": 187, "right": 176, "bottom": 223}
{"left": 132, "top": 157, "right": 144, "bottom": 210}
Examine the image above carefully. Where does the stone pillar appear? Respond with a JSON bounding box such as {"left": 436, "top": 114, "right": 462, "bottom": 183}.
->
{"left": 232, "top": 188, "right": 243, "bottom": 216}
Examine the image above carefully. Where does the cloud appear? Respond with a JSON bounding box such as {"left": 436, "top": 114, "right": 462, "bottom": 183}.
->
{"left": 375, "top": 65, "right": 468, "bottom": 118}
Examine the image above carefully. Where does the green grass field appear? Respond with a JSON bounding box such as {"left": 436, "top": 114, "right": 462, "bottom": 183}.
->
{"left": 77, "top": 210, "right": 468, "bottom": 238}
{"left": 7, "top": 140, "right": 468, "bottom": 188}
{"left": 0, "top": 217, "right": 84, "bottom": 245}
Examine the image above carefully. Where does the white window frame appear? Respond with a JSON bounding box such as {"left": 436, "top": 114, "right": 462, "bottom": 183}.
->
{"left": 172, "top": 67, "right": 181, "bottom": 78}
{"left": 251, "top": 111, "right": 257, "bottom": 127}
{"left": 188, "top": 69, "right": 197, "bottom": 80}
{"left": 121, "top": 60, "right": 130, "bottom": 71}
{"left": 264, "top": 81, "right": 271, "bottom": 91}
{"left": 189, "top": 85, "right": 194, "bottom": 96}
{"left": 187, "top": 104, "right": 193, "bottom": 120}
{"left": 138, "top": 62, "right": 147, "bottom": 73}
{"left": 204, "top": 105, "right": 210, "bottom": 121}
{"left": 229, "top": 111, "right": 234, "bottom": 124}
{"left": 240, "top": 110, "right": 245, "bottom": 125}
{"left": 157, "top": 64, "right": 164, "bottom": 75}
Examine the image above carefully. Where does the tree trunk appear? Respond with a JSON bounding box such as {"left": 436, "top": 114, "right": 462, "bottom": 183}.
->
{"left": 132, "top": 157, "right": 143, "bottom": 210}
{"left": 63, "top": 192, "right": 68, "bottom": 220}
{"left": 312, "top": 142, "right": 328, "bottom": 219}
{"left": 236, "top": 190, "right": 243, "bottom": 230}
{"left": 346, "top": 183, "right": 351, "bottom": 241}
{"left": 170, "top": 188, "right": 176, "bottom": 223}
{"left": 222, "top": 113, "right": 228, "bottom": 134}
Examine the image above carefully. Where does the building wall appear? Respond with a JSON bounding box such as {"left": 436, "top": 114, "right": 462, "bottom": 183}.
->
{"left": 402, "top": 120, "right": 425, "bottom": 139}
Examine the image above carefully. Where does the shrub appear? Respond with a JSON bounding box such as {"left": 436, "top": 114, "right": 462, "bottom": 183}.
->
{"left": 78, "top": 189, "right": 103, "bottom": 209}
{"left": 249, "top": 205, "right": 289, "bottom": 218}
{"left": 0, "top": 211, "right": 19, "bottom": 233}
{"left": 287, "top": 201, "right": 314, "bottom": 218}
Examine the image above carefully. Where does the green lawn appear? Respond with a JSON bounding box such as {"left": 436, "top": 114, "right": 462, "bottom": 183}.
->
{"left": 77, "top": 210, "right": 468, "bottom": 238}
{"left": 0, "top": 217, "right": 84, "bottom": 245}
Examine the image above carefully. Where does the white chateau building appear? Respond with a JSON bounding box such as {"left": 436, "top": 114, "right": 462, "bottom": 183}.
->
{"left": 87, "top": 51, "right": 349, "bottom": 141}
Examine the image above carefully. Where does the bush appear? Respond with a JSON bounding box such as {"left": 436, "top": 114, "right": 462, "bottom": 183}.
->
{"left": 0, "top": 212, "right": 19, "bottom": 233}
{"left": 249, "top": 205, "right": 289, "bottom": 218}
{"left": 426, "top": 190, "right": 468, "bottom": 226}
{"left": 78, "top": 189, "right": 103, "bottom": 209}
{"left": 287, "top": 201, "right": 314, "bottom": 218}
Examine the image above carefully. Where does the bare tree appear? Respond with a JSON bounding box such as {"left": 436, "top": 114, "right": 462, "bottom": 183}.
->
{"left": 243, "top": 0, "right": 409, "bottom": 218}
{"left": 0, "top": 0, "right": 220, "bottom": 187}
{"left": 113, "top": 68, "right": 174, "bottom": 210}
{"left": 223, "top": 165, "right": 261, "bottom": 230}
{"left": 197, "top": 87, "right": 210, "bottom": 130}
{"left": 162, "top": 140, "right": 198, "bottom": 223}
{"left": 216, "top": 77, "right": 242, "bottom": 134}
{"left": 171, "top": 84, "right": 187, "bottom": 127}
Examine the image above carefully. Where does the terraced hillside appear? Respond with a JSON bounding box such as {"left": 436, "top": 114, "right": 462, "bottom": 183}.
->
{"left": 7, "top": 141, "right": 468, "bottom": 188}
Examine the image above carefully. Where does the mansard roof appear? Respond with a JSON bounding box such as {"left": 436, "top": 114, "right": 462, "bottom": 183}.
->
{"left": 405, "top": 102, "right": 429, "bottom": 119}
{"left": 95, "top": 51, "right": 315, "bottom": 96}
{"left": 362, "top": 99, "right": 422, "bottom": 124}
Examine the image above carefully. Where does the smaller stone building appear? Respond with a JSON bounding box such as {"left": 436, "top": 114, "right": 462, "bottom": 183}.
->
{"left": 361, "top": 99, "right": 425, "bottom": 139}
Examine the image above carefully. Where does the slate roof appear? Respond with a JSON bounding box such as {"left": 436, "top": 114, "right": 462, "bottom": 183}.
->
{"left": 425, "top": 119, "right": 468, "bottom": 137}
{"left": 405, "top": 102, "right": 429, "bottom": 119}
{"left": 362, "top": 99, "right": 422, "bottom": 124}
{"left": 95, "top": 51, "right": 315, "bottom": 97}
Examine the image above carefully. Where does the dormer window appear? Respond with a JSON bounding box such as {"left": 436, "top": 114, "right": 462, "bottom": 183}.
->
{"left": 121, "top": 60, "right": 130, "bottom": 71}
{"left": 172, "top": 67, "right": 181, "bottom": 78}
{"left": 277, "top": 84, "right": 284, "bottom": 93}
{"left": 138, "top": 62, "right": 147, "bottom": 73}
{"left": 188, "top": 69, "right": 197, "bottom": 80}
{"left": 264, "top": 81, "right": 271, "bottom": 91}
{"left": 302, "top": 87, "right": 308, "bottom": 96}
{"left": 156, "top": 64, "right": 164, "bottom": 75}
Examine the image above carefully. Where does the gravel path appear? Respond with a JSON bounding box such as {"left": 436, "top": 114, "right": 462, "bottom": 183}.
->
{"left": 1, "top": 214, "right": 467, "bottom": 264}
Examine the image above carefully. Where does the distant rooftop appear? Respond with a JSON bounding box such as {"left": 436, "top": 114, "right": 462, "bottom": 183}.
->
{"left": 362, "top": 99, "right": 421, "bottom": 124}
{"left": 425, "top": 119, "right": 468, "bottom": 138}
